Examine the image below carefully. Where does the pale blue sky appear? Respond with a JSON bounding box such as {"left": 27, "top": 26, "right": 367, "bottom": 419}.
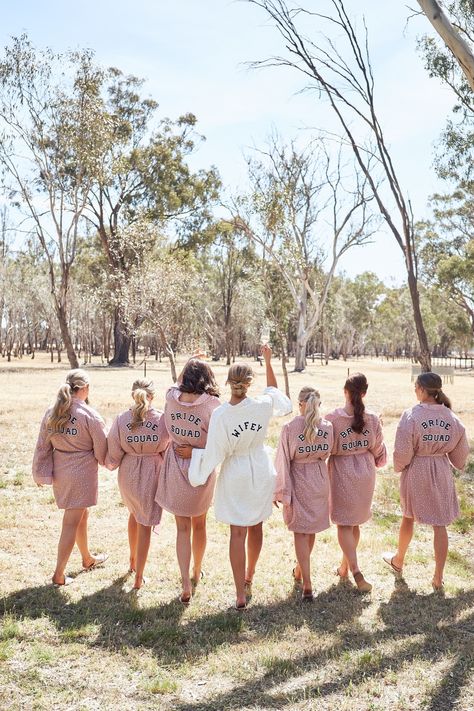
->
{"left": 1, "top": 1, "right": 456, "bottom": 282}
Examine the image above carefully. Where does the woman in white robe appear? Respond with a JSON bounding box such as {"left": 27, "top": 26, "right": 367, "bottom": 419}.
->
{"left": 183, "top": 345, "right": 291, "bottom": 609}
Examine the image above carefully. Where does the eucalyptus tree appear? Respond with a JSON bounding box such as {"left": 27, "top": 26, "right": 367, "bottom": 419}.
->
{"left": 417, "top": 0, "right": 474, "bottom": 93}
{"left": 417, "top": 0, "right": 474, "bottom": 182}
{"left": 418, "top": 189, "right": 474, "bottom": 334}
{"left": 234, "top": 136, "right": 376, "bottom": 371}
{"left": 248, "top": 0, "right": 434, "bottom": 371}
{"left": 0, "top": 35, "right": 111, "bottom": 367}
{"left": 80, "top": 68, "right": 220, "bottom": 364}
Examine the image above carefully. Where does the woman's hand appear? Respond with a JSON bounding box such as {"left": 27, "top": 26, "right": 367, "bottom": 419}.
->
{"left": 175, "top": 444, "right": 193, "bottom": 459}
{"left": 261, "top": 344, "right": 272, "bottom": 362}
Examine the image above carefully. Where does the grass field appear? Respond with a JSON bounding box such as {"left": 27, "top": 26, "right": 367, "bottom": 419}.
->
{"left": 1, "top": 354, "right": 473, "bottom": 711}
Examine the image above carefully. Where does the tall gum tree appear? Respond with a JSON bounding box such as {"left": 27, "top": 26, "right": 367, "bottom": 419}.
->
{"left": 0, "top": 36, "right": 111, "bottom": 368}
{"left": 417, "top": 0, "right": 474, "bottom": 92}
{"left": 81, "top": 68, "right": 220, "bottom": 365}
{"left": 234, "top": 136, "right": 377, "bottom": 371}
{"left": 248, "top": 0, "right": 433, "bottom": 371}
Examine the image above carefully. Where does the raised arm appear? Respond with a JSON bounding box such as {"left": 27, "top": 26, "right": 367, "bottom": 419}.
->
{"left": 262, "top": 344, "right": 277, "bottom": 388}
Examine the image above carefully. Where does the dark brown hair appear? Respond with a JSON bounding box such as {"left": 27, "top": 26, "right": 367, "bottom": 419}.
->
{"left": 344, "top": 372, "right": 368, "bottom": 434}
{"left": 179, "top": 359, "right": 220, "bottom": 397}
{"left": 416, "top": 372, "right": 451, "bottom": 409}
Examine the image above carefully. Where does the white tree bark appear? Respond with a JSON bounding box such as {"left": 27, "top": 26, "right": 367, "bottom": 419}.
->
{"left": 417, "top": 0, "right": 474, "bottom": 93}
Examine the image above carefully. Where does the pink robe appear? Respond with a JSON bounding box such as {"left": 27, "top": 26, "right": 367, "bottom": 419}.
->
{"left": 32, "top": 399, "right": 107, "bottom": 509}
{"left": 394, "top": 403, "right": 469, "bottom": 526}
{"left": 274, "top": 415, "right": 333, "bottom": 534}
{"left": 325, "top": 408, "right": 387, "bottom": 526}
{"left": 155, "top": 387, "right": 220, "bottom": 517}
{"left": 105, "top": 408, "right": 170, "bottom": 526}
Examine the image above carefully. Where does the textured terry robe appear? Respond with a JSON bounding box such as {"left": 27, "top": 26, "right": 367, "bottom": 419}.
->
{"left": 105, "top": 408, "right": 170, "bottom": 526}
{"left": 394, "top": 403, "right": 469, "bottom": 526}
{"left": 188, "top": 387, "right": 292, "bottom": 527}
{"left": 155, "top": 387, "right": 220, "bottom": 517}
{"left": 32, "top": 399, "right": 107, "bottom": 509}
{"left": 274, "top": 415, "right": 333, "bottom": 534}
{"left": 325, "top": 408, "right": 387, "bottom": 526}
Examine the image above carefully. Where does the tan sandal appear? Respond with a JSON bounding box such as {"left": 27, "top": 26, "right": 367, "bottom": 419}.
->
{"left": 382, "top": 552, "right": 402, "bottom": 576}
{"left": 353, "top": 571, "right": 372, "bottom": 593}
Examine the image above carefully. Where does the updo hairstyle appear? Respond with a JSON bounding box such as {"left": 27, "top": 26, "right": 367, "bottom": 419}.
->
{"left": 226, "top": 363, "right": 254, "bottom": 398}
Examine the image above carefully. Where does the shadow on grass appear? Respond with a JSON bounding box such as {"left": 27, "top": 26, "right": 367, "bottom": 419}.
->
{"left": 1, "top": 577, "right": 368, "bottom": 664}
{"left": 2, "top": 577, "right": 473, "bottom": 710}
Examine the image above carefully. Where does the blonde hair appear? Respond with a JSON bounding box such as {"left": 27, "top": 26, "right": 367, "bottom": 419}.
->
{"left": 299, "top": 386, "right": 322, "bottom": 443}
{"left": 226, "top": 363, "right": 254, "bottom": 398}
{"left": 47, "top": 369, "right": 89, "bottom": 438}
{"left": 131, "top": 378, "right": 155, "bottom": 429}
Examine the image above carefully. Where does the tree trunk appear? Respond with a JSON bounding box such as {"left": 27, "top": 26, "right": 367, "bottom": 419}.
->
{"left": 157, "top": 325, "right": 177, "bottom": 381}
{"left": 417, "top": 0, "right": 474, "bottom": 93}
{"left": 406, "top": 270, "right": 432, "bottom": 372}
{"left": 56, "top": 304, "right": 79, "bottom": 369}
{"left": 294, "top": 294, "right": 308, "bottom": 372}
{"left": 280, "top": 336, "right": 290, "bottom": 398}
{"left": 109, "top": 308, "right": 130, "bottom": 365}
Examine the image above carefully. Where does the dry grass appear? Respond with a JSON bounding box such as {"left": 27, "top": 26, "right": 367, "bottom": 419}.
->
{"left": 1, "top": 353, "right": 473, "bottom": 711}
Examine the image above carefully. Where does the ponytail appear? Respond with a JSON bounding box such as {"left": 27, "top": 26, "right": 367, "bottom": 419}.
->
{"left": 344, "top": 372, "right": 368, "bottom": 434}
{"left": 47, "top": 369, "right": 89, "bottom": 439}
{"left": 299, "top": 387, "right": 321, "bottom": 443}
{"left": 416, "top": 372, "right": 452, "bottom": 409}
{"left": 130, "top": 378, "right": 155, "bottom": 429}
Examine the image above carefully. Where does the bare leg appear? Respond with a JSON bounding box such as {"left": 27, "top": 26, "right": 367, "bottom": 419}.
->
{"left": 175, "top": 515, "right": 192, "bottom": 600}
{"left": 392, "top": 516, "right": 415, "bottom": 570}
{"left": 229, "top": 525, "right": 247, "bottom": 607}
{"left": 128, "top": 513, "right": 138, "bottom": 572}
{"left": 246, "top": 522, "right": 263, "bottom": 583}
{"left": 133, "top": 524, "right": 152, "bottom": 589}
{"left": 191, "top": 513, "right": 207, "bottom": 582}
{"left": 338, "top": 526, "right": 359, "bottom": 576}
{"left": 337, "top": 525, "right": 359, "bottom": 574}
{"left": 433, "top": 525, "right": 448, "bottom": 588}
{"left": 53, "top": 508, "right": 86, "bottom": 584}
{"left": 294, "top": 532, "right": 313, "bottom": 592}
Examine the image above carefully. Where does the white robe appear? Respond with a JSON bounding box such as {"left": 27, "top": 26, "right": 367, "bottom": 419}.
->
{"left": 188, "top": 386, "right": 292, "bottom": 526}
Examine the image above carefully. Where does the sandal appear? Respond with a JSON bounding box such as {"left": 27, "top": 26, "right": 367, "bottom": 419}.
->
{"left": 132, "top": 577, "right": 147, "bottom": 591}
{"left": 432, "top": 580, "right": 445, "bottom": 594}
{"left": 334, "top": 566, "right": 349, "bottom": 580}
{"left": 302, "top": 589, "right": 314, "bottom": 602}
{"left": 191, "top": 570, "right": 204, "bottom": 588}
{"left": 353, "top": 571, "right": 372, "bottom": 593}
{"left": 382, "top": 552, "right": 402, "bottom": 576}
{"left": 179, "top": 591, "right": 192, "bottom": 605}
{"left": 82, "top": 553, "right": 109, "bottom": 572}
{"left": 52, "top": 575, "right": 73, "bottom": 587}
{"left": 235, "top": 600, "right": 247, "bottom": 611}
